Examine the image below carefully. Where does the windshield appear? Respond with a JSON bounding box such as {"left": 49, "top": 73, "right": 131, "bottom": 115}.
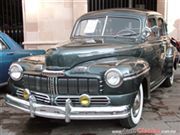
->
{"left": 74, "top": 16, "right": 141, "bottom": 38}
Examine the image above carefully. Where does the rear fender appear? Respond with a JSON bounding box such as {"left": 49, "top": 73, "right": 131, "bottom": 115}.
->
{"left": 165, "top": 46, "right": 176, "bottom": 76}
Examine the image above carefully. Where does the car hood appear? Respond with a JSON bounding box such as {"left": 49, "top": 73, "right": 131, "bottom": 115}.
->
{"left": 45, "top": 41, "right": 142, "bottom": 69}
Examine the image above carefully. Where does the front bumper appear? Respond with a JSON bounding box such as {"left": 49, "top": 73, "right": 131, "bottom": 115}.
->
{"left": 5, "top": 94, "right": 130, "bottom": 122}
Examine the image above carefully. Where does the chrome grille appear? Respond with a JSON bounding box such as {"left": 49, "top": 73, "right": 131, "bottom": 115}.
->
{"left": 16, "top": 89, "right": 110, "bottom": 106}
{"left": 55, "top": 96, "right": 110, "bottom": 106}
{"left": 23, "top": 74, "right": 102, "bottom": 95}
{"left": 31, "top": 91, "right": 50, "bottom": 104}
{"left": 16, "top": 89, "right": 50, "bottom": 104}
{"left": 16, "top": 89, "right": 23, "bottom": 97}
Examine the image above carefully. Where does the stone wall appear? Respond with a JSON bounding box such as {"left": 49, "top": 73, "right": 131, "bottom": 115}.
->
{"left": 167, "top": 0, "right": 180, "bottom": 40}
{"left": 22, "top": 0, "right": 87, "bottom": 50}
{"left": 22, "top": 0, "right": 180, "bottom": 50}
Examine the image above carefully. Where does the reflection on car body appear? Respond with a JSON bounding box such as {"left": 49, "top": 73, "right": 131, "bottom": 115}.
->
{"left": 5, "top": 9, "right": 178, "bottom": 128}
{"left": 0, "top": 32, "right": 45, "bottom": 87}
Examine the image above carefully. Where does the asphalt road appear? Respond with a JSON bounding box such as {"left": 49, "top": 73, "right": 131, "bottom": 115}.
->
{"left": 0, "top": 69, "right": 180, "bottom": 135}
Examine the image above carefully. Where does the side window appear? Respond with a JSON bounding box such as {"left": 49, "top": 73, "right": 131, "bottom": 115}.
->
{"left": 147, "top": 18, "right": 157, "bottom": 28}
{"left": 146, "top": 17, "right": 158, "bottom": 39}
{"left": 0, "top": 40, "right": 8, "bottom": 51}
{"left": 157, "top": 18, "right": 167, "bottom": 36}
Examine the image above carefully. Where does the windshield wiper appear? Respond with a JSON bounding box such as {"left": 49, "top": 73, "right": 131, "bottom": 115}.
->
{"left": 74, "top": 35, "right": 84, "bottom": 38}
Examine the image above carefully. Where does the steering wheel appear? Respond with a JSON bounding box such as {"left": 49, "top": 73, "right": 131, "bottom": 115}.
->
{"left": 114, "top": 29, "right": 136, "bottom": 36}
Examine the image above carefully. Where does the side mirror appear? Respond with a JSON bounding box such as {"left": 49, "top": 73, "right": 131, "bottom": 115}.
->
{"left": 151, "top": 26, "right": 159, "bottom": 33}
{"left": 142, "top": 26, "right": 160, "bottom": 40}
{"left": 142, "top": 27, "right": 151, "bottom": 40}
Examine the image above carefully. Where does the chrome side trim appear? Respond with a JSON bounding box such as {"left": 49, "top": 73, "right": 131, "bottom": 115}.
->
{"left": 0, "top": 82, "right": 8, "bottom": 87}
{"left": 150, "top": 77, "right": 167, "bottom": 92}
{"left": 123, "top": 67, "right": 150, "bottom": 81}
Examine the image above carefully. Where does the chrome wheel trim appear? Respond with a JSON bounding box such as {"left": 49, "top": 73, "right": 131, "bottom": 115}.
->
{"left": 130, "top": 84, "right": 143, "bottom": 124}
{"left": 170, "top": 72, "right": 174, "bottom": 85}
{"left": 132, "top": 91, "right": 140, "bottom": 117}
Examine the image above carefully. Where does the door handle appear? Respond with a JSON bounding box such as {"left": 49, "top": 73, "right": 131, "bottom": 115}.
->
{"left": 7, "top": 52, "right": 14, "bottom": 55}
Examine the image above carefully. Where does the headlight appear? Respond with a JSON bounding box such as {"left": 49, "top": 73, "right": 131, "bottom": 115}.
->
{"left": 9, "top": 63, "right": 23, "bottom": 81}
{"left": 104, "top": 68, "right": 123, "bottom": 88}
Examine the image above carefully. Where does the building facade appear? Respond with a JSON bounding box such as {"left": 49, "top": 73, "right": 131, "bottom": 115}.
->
{"left": 21, "top": 0, "right": 180, "bottom": 50}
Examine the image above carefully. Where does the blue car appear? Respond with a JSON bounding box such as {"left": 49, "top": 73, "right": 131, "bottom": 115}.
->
{"left": 0, "top": 32, "right": 45, "bottom": 87}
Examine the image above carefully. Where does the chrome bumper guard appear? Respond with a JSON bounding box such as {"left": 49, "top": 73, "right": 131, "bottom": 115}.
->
{"left": 5, "top": 94, "right": 130, "bottom": 122}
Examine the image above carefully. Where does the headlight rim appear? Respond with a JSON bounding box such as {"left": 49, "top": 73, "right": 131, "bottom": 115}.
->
{"left": 9, "top": 63, "right": 23, "bottom": 81}
{"left": 104, "top": 68, "right": 123, "bottom": 88}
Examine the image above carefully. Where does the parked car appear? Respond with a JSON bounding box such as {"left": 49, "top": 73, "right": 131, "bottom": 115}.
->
{"left": 171, "top": 37, "right": 180, "bottom": 63}
{"left": 0, "top": 32, "right": 45, "bottom": 87}
{"left": 5, "top": 9, "right": 178, "bottom": 128}
{"left": 171, "top": 37, "right": 180, "bottom": 52}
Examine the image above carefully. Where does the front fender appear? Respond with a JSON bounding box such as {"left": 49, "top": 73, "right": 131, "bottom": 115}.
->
{"left": 82, "top": 57, "right": 150, "bottom": 79}
{"left": 88, "top": 57, "right": 150, "bottom": 94}
{"left": 115, "top": 58, "right": 150, "bottom": 81}
{"left": 69, "top": 57, "right": 150, "bottom": 95}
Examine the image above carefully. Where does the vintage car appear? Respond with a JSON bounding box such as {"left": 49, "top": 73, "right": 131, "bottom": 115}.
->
{"left": 0, "top": 32, "right": 45, "bottom": 87}
{"left": 171, "top": 37, "right": 180, "bottom": 52}
{"left": 5, "top": 9, "right": 177, "bottom": 128}
{"left": 170, "top": 37, "right": 180, "bottom": 64}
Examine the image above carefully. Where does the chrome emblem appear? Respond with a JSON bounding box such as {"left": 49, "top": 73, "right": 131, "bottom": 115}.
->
{"left": 42, "top": 69, "right": 64, "bottom": 77}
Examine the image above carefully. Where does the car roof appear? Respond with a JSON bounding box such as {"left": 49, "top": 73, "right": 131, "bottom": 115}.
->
{"left": 0, "top": 32, "right": 22, "bottom": 50}
{"left": 80, "top": 8, "right": 162, "bottom": 18}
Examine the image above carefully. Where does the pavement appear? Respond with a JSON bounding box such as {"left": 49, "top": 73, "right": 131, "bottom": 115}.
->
{"left": 0, "top": 69, "right": 180, "bottom": 135}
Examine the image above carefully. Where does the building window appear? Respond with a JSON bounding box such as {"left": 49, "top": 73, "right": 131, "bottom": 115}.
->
{"left": 0, "top": 0, "right": 24, "bottom": 44}
{"left": 88, "top": 0, "right": 157, "bottom": 12}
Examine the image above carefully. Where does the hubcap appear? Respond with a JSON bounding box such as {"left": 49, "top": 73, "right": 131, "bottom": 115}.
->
{"left": 132, "top": 91, "right": 141, "bottom": 117}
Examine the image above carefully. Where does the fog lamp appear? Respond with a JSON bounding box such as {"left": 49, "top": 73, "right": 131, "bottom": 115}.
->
{"left": 23, "top": 89, "right": 30, "bottom": 100}
{"left": 79, "top": 94, "right": 91, "bottom": 107}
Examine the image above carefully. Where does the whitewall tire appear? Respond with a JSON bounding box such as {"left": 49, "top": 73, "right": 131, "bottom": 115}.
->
{"left": 120, "top": 84, "right": 144, "bottom": 128}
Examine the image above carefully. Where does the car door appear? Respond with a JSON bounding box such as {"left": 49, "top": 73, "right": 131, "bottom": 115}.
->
{"left": 141, "top": 16, "right": 165, "bottom": 88}
{"left": 156, "top": 17, "right": 169, "bottom": 70}
{"left": 0, "top": 39, "right": 14, "bottom": 83}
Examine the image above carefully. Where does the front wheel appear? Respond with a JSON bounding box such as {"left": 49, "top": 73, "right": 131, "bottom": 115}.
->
{"left": 120, "top": 84, "right": 144, "bottom": 128}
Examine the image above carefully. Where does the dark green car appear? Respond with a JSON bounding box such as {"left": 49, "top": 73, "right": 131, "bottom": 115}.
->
{"left": 5, "top": 9, "right": 177, "bottom": 128}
